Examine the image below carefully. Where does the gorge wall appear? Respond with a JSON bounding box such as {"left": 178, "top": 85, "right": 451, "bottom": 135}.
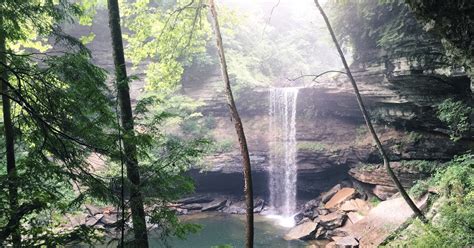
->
{"left": 184, "top": 63, "right": 473, "bottom": 202}
{"left": 65, "top": 9, "right": 473, "bottom": 205}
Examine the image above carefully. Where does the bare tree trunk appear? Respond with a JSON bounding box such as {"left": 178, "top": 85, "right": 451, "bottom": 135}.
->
{"left": 107, "top": 0, "right": 150, "bottom": 246}
{"left": 313, "top": 0, "right": 426, "bottom": 222}
{"left": 209, "top": 1, "right": 254, "bottom": 247}
{"left": 0, "top": 17, "right": 21, "bottom": 247}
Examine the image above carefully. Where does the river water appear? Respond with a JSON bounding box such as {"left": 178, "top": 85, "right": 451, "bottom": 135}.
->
{"left": 164, "top": 213, "right": 316, "bottom": 248}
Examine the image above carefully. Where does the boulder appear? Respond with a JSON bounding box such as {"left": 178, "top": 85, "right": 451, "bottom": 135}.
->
{"left": 85, "top": 204, "right": 102, "bottom": 216}
{"left": 202, "top": 199, "right": 227, "bottom": 211}
{"left": 284, "top": 221, "right": 318, "bottom": 240}
{"left": 253, "top": 198, "right": 265, "bottom": 213}
{"left": 340, "top": 199, "right": 370, "bottom": 214}
{"left": 317, "top": 208, "right": 331, "bottom": 216}
{"left": 373, "top": 185, "right": 398, "bottom": 200}
{"left": 326, "top": 241, "right": 337, "bottom": 248}
{"left": 180, "top": 203, "right": 203, "bottom": 210}
{"left": 320, "top": 212, "right": 347, "bottom": 229}
{"left": 314, "top": 225, "right": 328, "bottom": 239}
{"left": 321, "top": 184, "right": 342, "bottom": 203}
{"left": 325, "top": 188, "right": 356, "bottom": 209}
{"left": 175, "top": 208, "right": 188, "bottom": 215}
{"left": 347, "top": 212, "right": 364, "bottom": 224}
{"left": 223, "top": 205, "right": 246, "bottom": 214}
{"left": 298, "top": 198, "right": 322, "bottom": 219}
{"left": 85, "top": 214, "right": 103, "bottom": 226}
{"left": 341, "top": 194, "right": 429, "bottom": 247}
{"left": 100, "top": 214, "right": 118, "bottom": 227}
{"left": 335, "top": 236, "right": 359, "bottom": 248}
{"left": 176, "top": 196, "right": 213, "bottom": 204}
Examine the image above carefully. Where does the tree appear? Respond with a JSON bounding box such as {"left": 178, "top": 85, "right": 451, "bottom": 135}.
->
{"left": 313, "top": 0, "right": 426, "bottom": 222}
{"left": 0, "top": 0, "right": 118, "bottom": 246}
{"left": 106, "top": 0, "right": 149, "bottom": 246}
{"left": 0, "top": 15, "right": 20, "bottom": 248}
{"left": 209, "top": 1, "right": 254, "bottom": 247}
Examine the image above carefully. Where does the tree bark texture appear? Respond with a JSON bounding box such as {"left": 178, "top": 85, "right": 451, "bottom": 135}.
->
{"left": 107, "top": 0, "right": 150, "bottom": 246}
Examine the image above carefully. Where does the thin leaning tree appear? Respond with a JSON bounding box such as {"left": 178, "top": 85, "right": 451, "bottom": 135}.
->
{"left": 209, "top": 0, "right": 255, "bottom": 247}
{"left": 107, "top": 0, "right": 150, "bottom": 246}
{"left": 313, "top": 0, "right": 426, "bottom": 221}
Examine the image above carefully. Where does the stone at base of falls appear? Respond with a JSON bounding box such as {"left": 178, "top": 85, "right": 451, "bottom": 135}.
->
{"left": 284, "top": 221, "right": 318, "bottom": 240}
{"left": 340, "top": 194, "right": 429, "bottom": 247}
{"left": 321, "top": 184, "right": 342, "bottom": 204}
{"left": 85, "top": 214, "right": 103, "bottom": 226}
{"left": 373, "top": 185, "right": 398, "bottom": 200}
{"left": 85, "top": 204, "right": 102, "bottom": 216}
{"left": 180, "top": 203, "right": 203, "bottom": 210}
{"left": 176, "top": 196, "right": 213, "bottom": 205}
{"left": 347, "top": 212, "right": 364, "bottom": 224}
{"left": 202, "top": 199, "right": 227, "bottom": 211}
{"left": 324, "top": 188, "right": 357, "bottom": 209}
{"left": 319, "top": 212, "right": 347, "bottom": 229}
{"left": 334, "top": 236, "right": 359, "bottom": 248}
{"left": 340, "top": 199, "right": 371, "bottom": 214}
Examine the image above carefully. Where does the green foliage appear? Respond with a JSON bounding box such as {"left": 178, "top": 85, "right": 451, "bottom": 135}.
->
{"left": 400, "top": 160, "right": 440, "bottom": 174}
{"left": 436, "top": 98, "right": 472, "bottom": 141}
{"left": 122, "top": 0, "right": 211, "bottom": 93}
{"left": 391, "top": 154, "right": 474, "bottom": 247}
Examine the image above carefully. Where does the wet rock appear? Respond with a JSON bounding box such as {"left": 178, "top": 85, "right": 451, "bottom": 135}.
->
{"left": 321, "top": 184, "right": 342, "bottom": 204}
{"left": 314, "top": 225, "right": 327, "bottom": 239}
{"left": 294, "top": 212, "right": 305, "bottom": 224}
{"left": 253, "top": 198, "right": 265, "bottom": 213}
{"left": 176, "top": 196, "right": 213, "bottom": 205}
{"left": 175, "top": 208, "right": 188, "bottom": 215}
{"left": 284, "top": 221, "right": 318, "bottom": 240}
{"left": 373, "top": 185, "right": 398, "bottom": 200}
{"left": 317, "top": 208, "right": 331, "bottom": 216}
{"left": 297, "top": 197, "right": 322, "bottom": 221}
{"left": 223, "top": 204, "right": 246, "bottom": 214}
{"left": 325, "top": 188, "right": 356, "bottom": 209}
{"left": 320, "top": 212, "right": 347, "bottom": 230}
{"left": 202, "top": 199, "right": 228, "bottom": 211}
{"left": 334, "top": 236, "right": 359, "bottom": 248}
{"left": 180, "top": 203, "right": 203, "bottom": 210}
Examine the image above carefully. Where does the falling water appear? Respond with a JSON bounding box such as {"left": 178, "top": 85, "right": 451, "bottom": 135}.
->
{"left": 268, "top": 87, "right": 299, "bottom": 227}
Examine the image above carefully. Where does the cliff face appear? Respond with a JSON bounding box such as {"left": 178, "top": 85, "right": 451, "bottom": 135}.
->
{"left": 65, "top": 10, "right": 472, "bottom": 202}
{"left": 185, "top": 64, "right": 472, "bottom": 201}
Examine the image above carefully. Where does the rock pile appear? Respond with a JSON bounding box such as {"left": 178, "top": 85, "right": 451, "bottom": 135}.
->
{"left": 169, "top": 195, "right": 267, "bottom": 215}
{"left": 286, "top": 184, "right": 373, "bottom": 248}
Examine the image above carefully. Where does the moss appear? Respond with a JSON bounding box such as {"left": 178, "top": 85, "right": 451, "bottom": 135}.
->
{"left": 297, "top": 141, "right": 327, "bottom": 152}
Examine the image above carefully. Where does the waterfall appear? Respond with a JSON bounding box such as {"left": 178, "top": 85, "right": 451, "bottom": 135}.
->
{"left": 268, "top": 87, "right": 299, "bottom": 226}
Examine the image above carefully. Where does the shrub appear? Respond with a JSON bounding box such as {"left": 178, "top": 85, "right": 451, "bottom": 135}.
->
{"left": 437, "top": 99, "right": 472, "bottom": 141}
{"left": 389, "top": 154, "right": 474, "bottom": 247}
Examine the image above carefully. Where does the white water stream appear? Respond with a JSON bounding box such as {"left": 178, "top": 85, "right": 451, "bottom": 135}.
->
{"left": 268, "top": 87, "right": 299, "bottom": 227}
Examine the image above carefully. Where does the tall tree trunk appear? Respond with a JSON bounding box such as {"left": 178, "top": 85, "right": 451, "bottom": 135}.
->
{"left": 0, "top": 18, "right": 21, "bottom": 247}
{"left": 106, "top": 0, "right": 149, "bottom": 246}
{"left": 313, "top": 0, "right": 426, "bottom": 222}
{"left": 209, "top": 1, "right": 254, "bottom": 247}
